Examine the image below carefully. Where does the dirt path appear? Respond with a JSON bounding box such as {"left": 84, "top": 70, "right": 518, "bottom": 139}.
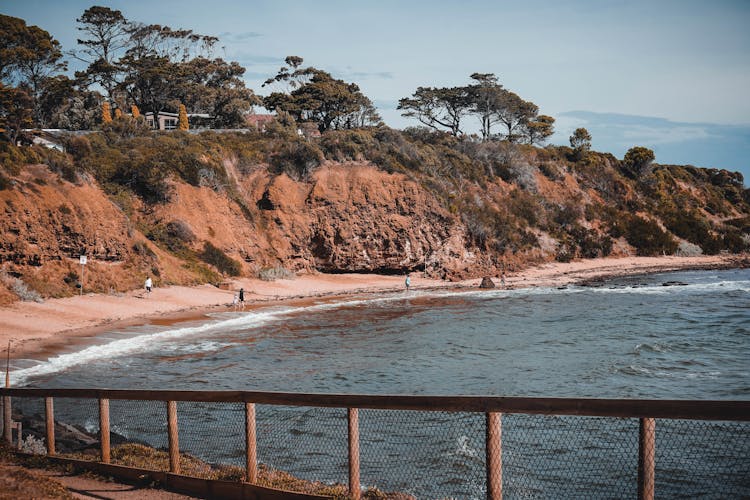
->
{"left": 38, "top": 470, "right": 199, "bottom": 499}
{"left": 0, "top": 462, "right": 199, "bottom": 500}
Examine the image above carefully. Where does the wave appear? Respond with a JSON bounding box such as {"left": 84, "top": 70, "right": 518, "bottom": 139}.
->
{"left": 11, "top": 309, "right": 285, "bottom": 385}
{"left": 582, "top": 280, "right": 750, "bottom": 296}
{"left": 616, "top": 364, "right": 723, "bottom": 380}
{"left": 10, "top": 291, "right": 462, "bottom": 385}
{"left": 13, "top": 274, "right": 748, "bottom": 385}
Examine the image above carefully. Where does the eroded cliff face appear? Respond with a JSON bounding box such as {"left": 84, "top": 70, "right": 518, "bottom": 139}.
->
{"left": 2, "top": 150, "right": 747, "bottom": 303}
{"left": 256, "top": 163, "right": 466, "bottom": 274}
{"left": 0, "top": 161, "right": 483, "bottom": 302}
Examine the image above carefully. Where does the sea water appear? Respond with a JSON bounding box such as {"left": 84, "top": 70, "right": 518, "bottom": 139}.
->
{"left": 12, "top": 268, "right": 750, "bottom": 498}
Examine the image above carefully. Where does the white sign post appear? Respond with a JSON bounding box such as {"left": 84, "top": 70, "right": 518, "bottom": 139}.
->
{"left": 79, "top": 255, "right": 87, "bottom": 296}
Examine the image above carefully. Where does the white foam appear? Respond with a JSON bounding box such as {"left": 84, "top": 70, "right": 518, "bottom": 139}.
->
{"left": 578, "top": 279, "right": 750, "bottom": 296}
{"left": 13, "top": 276, "right": 748, "bottom": 385}
{"left": 11, "top": 309, "right": 284, "bottom": 385}
{"left": 11, "top": 293, "right": 434, "bottom": 385}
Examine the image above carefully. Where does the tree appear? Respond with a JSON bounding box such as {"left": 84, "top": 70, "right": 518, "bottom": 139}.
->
{"left": 35, "top": 75, "right": 75, "bottom": 127}
{"left": 468, "top": 73, "right": 504, "bottom": 140}
{"left": 73, "top": 6, "right": 130, "bottom": 102}
{"left": 263, "top": 55, "right": 307, "bottom": 92}
{"left": 623, "top": 146, "right": 655, "bottom": 176}
{"left": 0, "top": 15, "right": 27, "bottom": 82}
{"left": 44, "top": 85, "right": 101, "bottom": 130}
{"left": 263, "top": 59, "right": 380, "bottom": 132}
{"left": 569, "top": 127, "right": 592, "bottom": 160}
{"left": 117, "top": 54, "right": 175, "bottom": 127}
{"left": 524, "top": 115, "right": 555, "bottom": 145}
{"left": 0, "top": 84, "right": 33, "bottom": 143}
{"left": 493, "top": 90, "right": 538, "bottom": 143}
{"left": 398, "top": 86, "right": 472, "bottom": 136}
{"left": 0, "top": 14, "right": 67, "bottom": 126}
{"left": 174, "top": 57, "right": 260, "bottom": 128}
{"left": 178, "top": 103, "right": 188, "bottom": 130}
{"left": 102, "top": 101, "right": 112, "bottom": 123}
{"left": 131, "top": 104, "right": 140, "bottom": 118}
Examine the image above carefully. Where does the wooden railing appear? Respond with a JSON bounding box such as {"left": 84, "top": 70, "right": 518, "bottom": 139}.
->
{"left": 2, "top": 388, "right": 749, "bottom": 500}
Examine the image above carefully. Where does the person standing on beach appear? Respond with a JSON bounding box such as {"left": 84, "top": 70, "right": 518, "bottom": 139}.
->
{"left": 239, "top": 287, "right": 245, "bottom": 309}
{"left": 405, "top": 274, "right": 411, "bottom": 291}
{"left": 145, "top": 276, "right": 152, "bottom": 294}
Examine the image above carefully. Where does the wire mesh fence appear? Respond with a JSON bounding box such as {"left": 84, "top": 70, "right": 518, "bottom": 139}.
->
{"left": 256, "top": 405, "right": 348, "bottom": 489}
{"left": 655, "top": 419, "right": 750, "bottom": 498}
{"left": 2, "top": 392, "right": 749, "bottom": 499}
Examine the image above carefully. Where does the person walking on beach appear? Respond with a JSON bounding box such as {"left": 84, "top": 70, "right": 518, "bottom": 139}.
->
{"left": 239, "top": 287, "right": 245, "bottom": 309}
{"left": 144, "top": 276, "right": 152, "bottom": 294}
{"left": 405, "top": 274, "right": 411, "bottom": 291}
{"left": 232, "top": 293, "right": 239, "bottom": 311}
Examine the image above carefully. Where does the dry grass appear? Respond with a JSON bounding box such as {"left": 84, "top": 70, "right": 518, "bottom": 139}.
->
{"left": 61, "top": 443, "right": 411, "bottom": 499}
{"left": 0, "top": 442, "right": 75, "bottom": 499}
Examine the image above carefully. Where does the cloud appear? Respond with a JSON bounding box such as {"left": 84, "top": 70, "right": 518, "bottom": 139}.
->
{"left": 346, "top": 70, "right": 394, "bottom": 80}
{"left": 228, "top": 52, "right": 283, "bottom": 65}
{"left": 217, "top": 31, "right": 263, "bottom": 43}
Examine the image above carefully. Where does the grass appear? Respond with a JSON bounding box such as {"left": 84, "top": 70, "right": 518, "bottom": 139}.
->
{"left": 56, "top": 443, "right": 411, "bottom": 499}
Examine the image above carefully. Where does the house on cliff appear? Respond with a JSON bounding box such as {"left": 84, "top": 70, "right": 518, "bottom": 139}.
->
{"left": 145, "top": 112, "right": 212, "bottom": 130}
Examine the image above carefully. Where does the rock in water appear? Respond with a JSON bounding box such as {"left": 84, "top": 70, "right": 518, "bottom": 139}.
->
{"left": 479, "top": 277, "right": 496, "bottom": 289}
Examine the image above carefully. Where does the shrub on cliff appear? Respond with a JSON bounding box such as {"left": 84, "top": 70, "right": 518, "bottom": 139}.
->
{"left": 267, "top": 138, "right": 324, "bottom": 181}
{"left": 319, "top": 129, "right": 377, "bottom": 162}
{"left": 623, "top": 146, "right": 655, "bottom": 177}
{"left": 199, "top": 241, "right": 242, "bottom": 276}
{"left": 622, "top": 215, "right": 678, "bottom": 256}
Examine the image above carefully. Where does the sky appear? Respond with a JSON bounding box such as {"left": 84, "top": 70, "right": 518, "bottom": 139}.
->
{"left": 3, "top": 0, "right": 750, "bottom": 179}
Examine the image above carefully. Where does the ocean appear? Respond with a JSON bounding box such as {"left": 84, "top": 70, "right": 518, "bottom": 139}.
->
{"left": 11, "top": 268, "right": 750, "bottom": 498}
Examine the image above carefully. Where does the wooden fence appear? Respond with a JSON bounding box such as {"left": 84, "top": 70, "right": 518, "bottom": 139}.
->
{"left": 2, "top": 388, "right": 749, "bottom": 500}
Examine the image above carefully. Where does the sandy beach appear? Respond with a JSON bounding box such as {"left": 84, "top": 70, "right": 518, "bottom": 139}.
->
{"left": 0, "top": 254, "right": 746, "bottom": 363}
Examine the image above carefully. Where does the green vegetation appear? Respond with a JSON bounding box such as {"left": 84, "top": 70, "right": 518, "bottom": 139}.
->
{"left": 623, "top": 146, "right": 655, "bottom": 177}
{"left": 199, "top": 241, "right": 242, "bottom": 276}
{"left": 569, "top": 127, "right": 592, "bottom": 161}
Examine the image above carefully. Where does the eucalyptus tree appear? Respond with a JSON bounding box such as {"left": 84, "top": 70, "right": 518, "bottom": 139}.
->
{"left": 398, "top": 85, "right": 473, "bottom": 137}
{"left": 493, "top": 90, "right": 538, "bottom": 143}
{"left": 73, "top": 6, "right": 131, "bottom": 103}
{"left": 263, "top": 57, "right": 380, "bottom": 132}
{"left": 569, "top": 127, "right": 592, "bottom": 160}
{"left": 524, "top": 114, "right": 556, "bottom": 145}
{"left": 468, "top": 72, "right": 504, "bottom": 140}
{"left": 0, "top": 14, "right": 68, "bottom": 126}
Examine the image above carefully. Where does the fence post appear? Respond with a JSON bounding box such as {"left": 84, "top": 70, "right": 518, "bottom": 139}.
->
{"left": 99, "top": 398, "right": 110, "bottom": 463}
{"left": 2, "top": 395, "right": 10, "bottom": 444}
{"left": 348, "top": 408, "right": 360, "bottom": 500}
{"left": 486, "top": 412, "right": 502, "bottom": 500}
{"left": 245, "top": 402, "right": 257, "bottom": 483}
{"left": 45, "top": 397, "right": 55, "bottom": 456}
{"left": 167, "top": 401, "right": 180, "bottom": 474}
{"left": 15, "top": 421, "right": 22, "bottom": 449}
{"left": 638, "top": 417, "right": 655, "bottom": 500}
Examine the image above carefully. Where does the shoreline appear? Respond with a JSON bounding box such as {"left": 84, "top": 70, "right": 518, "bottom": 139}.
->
{"left": 1, "top": 254, "right": 747, "bottom": 369}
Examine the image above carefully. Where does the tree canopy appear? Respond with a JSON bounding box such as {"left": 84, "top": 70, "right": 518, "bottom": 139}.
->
{"left": 263, "top": 57, "right": 381, "bottom": 132}
{"left": 623, "top": 146, "right": 655, "bottom": 176}
{"left": 399, "top": 73, "right": 553, "bottom": 143}
{"left": 569, "top": 127, "right": 592, "bottom": 160}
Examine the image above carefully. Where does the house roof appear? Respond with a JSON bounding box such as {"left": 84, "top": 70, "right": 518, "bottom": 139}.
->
{"left": 246, "top": 114, "right": 276, "bottom": 126}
